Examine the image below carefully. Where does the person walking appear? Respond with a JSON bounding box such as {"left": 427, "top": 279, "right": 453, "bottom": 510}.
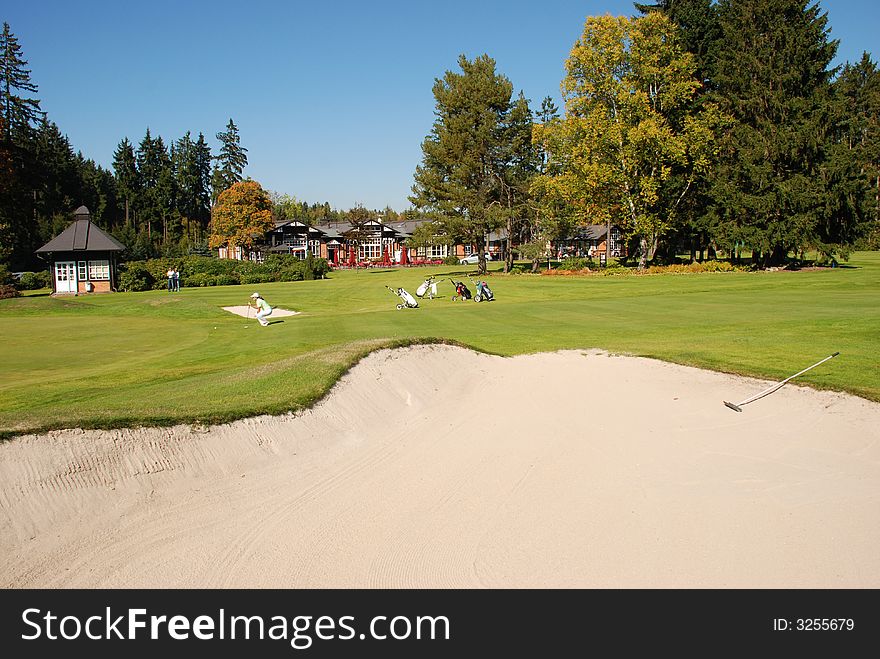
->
{"left": 249, "top": 292, "right": 273, "bottom": 326}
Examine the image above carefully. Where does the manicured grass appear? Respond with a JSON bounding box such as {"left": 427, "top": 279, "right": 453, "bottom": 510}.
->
{"left": 2, "top": 253, "right": 878, "bottom": 438}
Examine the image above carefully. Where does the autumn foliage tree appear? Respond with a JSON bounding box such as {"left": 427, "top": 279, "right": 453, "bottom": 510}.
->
{"left": 533, "top": 12, "right": 729, "bottom": 268}
{"left": 208, "top": 180, "right": 274, "bottom": 252}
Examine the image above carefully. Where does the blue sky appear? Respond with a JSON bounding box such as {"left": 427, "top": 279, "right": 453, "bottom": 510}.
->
{"left": 5, "top": 0, "right": 877, "bottom": 212}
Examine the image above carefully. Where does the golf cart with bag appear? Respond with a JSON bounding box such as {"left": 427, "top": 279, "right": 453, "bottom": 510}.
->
{"left": 386, "top": 285, "right": 419, "bottom": 310}
{"left": 449, "top": 278, "right": 471, "bottom": 302}
{"left": 468, "top": 275, "right": 494, "bottom": 302}
{"left": 416, "top": 275, "right": 439, "bottom": 299}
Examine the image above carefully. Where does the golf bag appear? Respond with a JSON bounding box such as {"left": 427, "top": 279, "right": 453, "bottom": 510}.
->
{"left": 387, "top": 286, "right": 419, "bottom": 310}
{"left": 470, "top": 277, "right": 494, "bottom": 302}
{"left": 449, "top": 279, "right": 471, "bottom": 302}
{"left": 416, "top": 276, "right": 438, "bottom": 299}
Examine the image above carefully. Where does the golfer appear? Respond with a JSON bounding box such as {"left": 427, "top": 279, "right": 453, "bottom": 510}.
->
{"left": 249, "top": 292, "right": 273, "bottom": 327}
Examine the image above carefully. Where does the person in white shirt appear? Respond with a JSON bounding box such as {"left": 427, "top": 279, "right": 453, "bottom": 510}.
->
{"left": 249, "top": 292, "right": 273, "bottom": 326}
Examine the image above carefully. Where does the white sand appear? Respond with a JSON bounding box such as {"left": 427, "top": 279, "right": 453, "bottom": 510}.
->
{"left": 222, "top": 305, "right": 300, "bottom": 318}
{"left": 1, "top": 344, "right": 878, "bottom": 588}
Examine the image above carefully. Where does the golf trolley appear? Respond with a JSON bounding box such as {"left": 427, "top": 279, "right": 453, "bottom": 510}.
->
{"left": 386, "top": 285, "right": 419, "bottom": 310}
{"left": 467, "top": 275, "right": 494, "bottom": 302}
{"left": 416, "top": 275, "right": 439, "bottom": 299}
{"left": 449, "top": 278, "right": 471, "bottom": 302}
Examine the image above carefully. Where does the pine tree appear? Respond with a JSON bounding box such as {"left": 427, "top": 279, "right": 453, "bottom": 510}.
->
{"left": 409, "top": 54, "right": 514, "bottom": 273}
{"left": 211, "top": 118, "right": 248, "bottom": 201}
{"left": 495, "top": 92, "right": 539, "bottom": 272}
{"left": 709, "top": 0, "right": 838, "bottom": 266}
{"left": 174, "top": 131, "right": 201, "bottom": 241}
{"left": 822, "top": 52, "right": 880, "bottom": 251}
{"left": 113, "top": 137, "right": 140, "bottom": 227}
{"left": 136, "top": 129, "right": 175, "bottom": 242}
{"left": 0, "top": 22, "right": 43, "bottom": 143}
{"left": 634, "top": 1, "right": 719, "bottom": 87}
{"left": 194, "top": 132, "right": 213, "bottom": 233}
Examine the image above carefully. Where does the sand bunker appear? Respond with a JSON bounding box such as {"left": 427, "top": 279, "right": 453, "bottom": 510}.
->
{"left": 222, "top": 305, "right": 300, "bottom": 318}
{"left": 2, "top": 344, "right": 878, "bottom": 588}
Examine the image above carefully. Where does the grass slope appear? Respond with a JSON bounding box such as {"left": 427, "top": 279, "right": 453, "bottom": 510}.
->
{"left": 1, "top": 253, "right": 878, "bottom": 437}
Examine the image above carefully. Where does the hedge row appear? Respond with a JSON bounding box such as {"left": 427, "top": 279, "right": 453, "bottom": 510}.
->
{"left": 118, "top": 254, "right": 331, "bottom": 292}
{"left": 15, "top": 270, "right": 52, "bottom": 290}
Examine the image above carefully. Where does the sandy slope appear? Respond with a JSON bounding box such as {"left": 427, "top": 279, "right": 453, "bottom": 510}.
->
{"left": 2, "top": 345, "right": 878, "bottom": 588}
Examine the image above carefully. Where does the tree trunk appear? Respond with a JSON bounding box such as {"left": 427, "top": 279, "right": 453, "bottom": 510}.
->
{"left": 638, "top": 235, "right": 648, "bottom": 269}
{"left": 504, "top": 215, "right": 513, "bottom": 273}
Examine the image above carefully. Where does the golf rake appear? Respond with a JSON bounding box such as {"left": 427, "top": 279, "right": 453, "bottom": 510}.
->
{"left": 723, "top": 352, "right": 839, "bottom": 412}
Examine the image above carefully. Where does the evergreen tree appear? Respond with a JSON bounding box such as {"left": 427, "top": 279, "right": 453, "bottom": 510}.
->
{"left": 174, "top": 131, "right": 202, "bottom": 241}
{"left": 709, "top": 0, "right": 838, "bottom": 266}
{"left": 31, "top": 121, "right": 81, "bottom": 243}
{"left": 112, "top": 137, "right": 140, "bottom": 227}
{"left": 822, "top": 52, "right": 880, "bottom": 251}
{"left": 494, "top": 92, "right": 539, "bottom": 272}
{"left": 194, "top": 132, "right": 213, "bottom": 232}
{"left": 77, "top": 155, "right": 119, "bottom": 229}
{"left": 409, "top": 54, "right": 514, "bottom": 274}
{"left": 136, "top": 128, "right": 175, "bottom": 241}
{"left": 634, "top": 0, "right": 719, "bottom": 88}
{"left": 0, "top": 22, "right": 43, "bottom": 143}
{"left": 211, "top": 118, "right": 248, "bottom": 201}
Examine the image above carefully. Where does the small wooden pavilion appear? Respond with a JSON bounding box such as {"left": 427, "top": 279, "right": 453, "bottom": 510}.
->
{"left": 35, "top": 206, "right": 126, "bottom": 294}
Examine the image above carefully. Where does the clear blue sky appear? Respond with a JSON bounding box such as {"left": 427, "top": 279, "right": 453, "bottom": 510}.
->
{"left": 5, "top": 0, "right": 877, "bottom": 212}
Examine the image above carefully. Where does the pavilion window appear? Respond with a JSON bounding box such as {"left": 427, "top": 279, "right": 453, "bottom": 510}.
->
{"left": 88, "top": 260, "right": 110, "bottom": 280}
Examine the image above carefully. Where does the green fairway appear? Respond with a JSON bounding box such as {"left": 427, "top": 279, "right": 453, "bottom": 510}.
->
{"left": 2, "top": 253, "right": 879, "bottom": 438}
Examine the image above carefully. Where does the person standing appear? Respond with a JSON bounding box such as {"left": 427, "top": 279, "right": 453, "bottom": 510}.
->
{"left": 249, "top": 292, "right": 273, "bottom": 326}
{"left": 166, "top": 267, "right": 175, "bottom": 292}
{"left": 173, "top": 267, "right": 181, "bottom": 292}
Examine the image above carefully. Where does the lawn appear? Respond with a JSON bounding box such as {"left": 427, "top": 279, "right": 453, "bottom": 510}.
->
{"left": 1, "top": 252, "right": 878, "bottom": 438}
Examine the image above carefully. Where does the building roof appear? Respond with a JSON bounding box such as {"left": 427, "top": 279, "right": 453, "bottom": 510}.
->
{"left": 35, "top": 208, "right": 126, "bottom": 253}
{"left": 561, "top": 224, "right": 609, "bottom": 241}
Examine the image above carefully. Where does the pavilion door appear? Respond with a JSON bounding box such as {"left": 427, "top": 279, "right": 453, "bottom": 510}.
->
{"left": 54, "top": 261, "right": 77, "bottom": 293}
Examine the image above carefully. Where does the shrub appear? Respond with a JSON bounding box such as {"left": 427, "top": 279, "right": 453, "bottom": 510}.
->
{"left": 118, "top": 253, "right": 331, "bottom": 289}
{"left": 443, "top": 254, "right": 460, "bottom": 265}
{"left": 558, "top": 257, "right": 592, "bottom": 271}
{"left": 118, "top": 263, "right": 154, "bottom": 292}
{"left": 184, "top": 272, "right": 217, "bottom": 287}
{"left": 214, "top": 274, "right": 240, "bottom": 286}
{"left": 0, "top": 284, "right": 19, "bottom": 299}
{"left": 239, "top": 272, "right": 274, "bottom": 285}
{"left": 16, "top": 271, "right": 51, "bottom": 290}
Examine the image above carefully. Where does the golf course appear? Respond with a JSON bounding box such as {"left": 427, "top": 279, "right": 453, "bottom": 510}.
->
{"left": 1, "top": 253, "right": 878, "bottom": 439}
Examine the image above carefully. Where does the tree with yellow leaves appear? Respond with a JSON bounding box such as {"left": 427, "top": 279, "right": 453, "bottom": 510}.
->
{"left": 533, "top": 12, "right": 729, "bottom": 268}
{"left": 208, "top": 180, "right": 274, "bottom": 254}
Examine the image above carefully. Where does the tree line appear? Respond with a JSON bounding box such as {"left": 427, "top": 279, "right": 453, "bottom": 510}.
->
{"left": 3, "top": 1, "right": 879, "bottom": 275}
{"left": 0, "top": 21, "right": 358, "bottom": 272}
{"left": 410, "top": 0, "right": 880, "bottom": 271}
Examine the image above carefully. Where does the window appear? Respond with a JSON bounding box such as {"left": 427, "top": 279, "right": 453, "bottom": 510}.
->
{"left": 88, "top": 260, "right": 110, "bottom": 280}
{"left": 359, "top": 239, "right": 382, "bottom": 260}
{"left": 309, "top": 240, "right": 321, "bottom": 256}
{"left": 78, "top": 261, "right": 87, "bottom": 281}
{"left": 428, "top": 244, "right": 447, "bottom": 259}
